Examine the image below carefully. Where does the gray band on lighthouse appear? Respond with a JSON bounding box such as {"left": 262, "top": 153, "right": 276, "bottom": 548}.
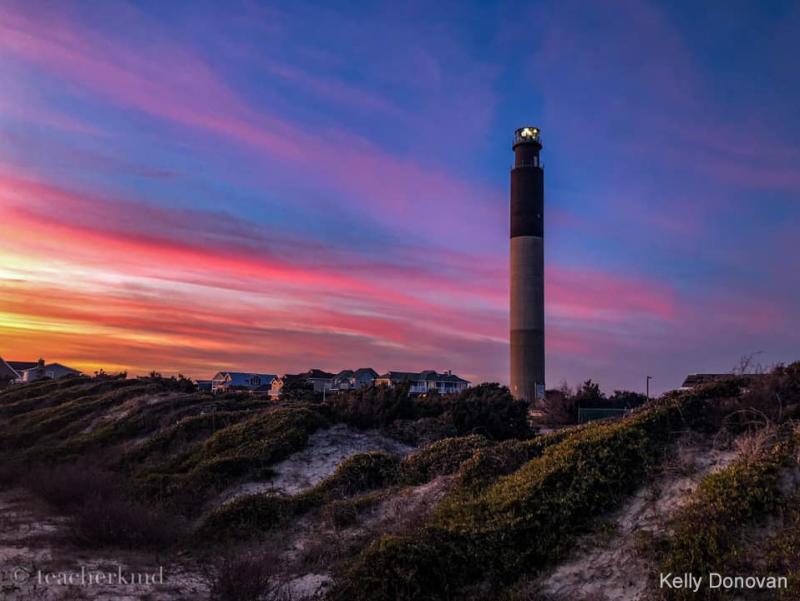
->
{"left": 510, "top": 329, "right": 545, "bottom": 399}
{"left": 510, "top": 236, "right": 544, "bottom": 331}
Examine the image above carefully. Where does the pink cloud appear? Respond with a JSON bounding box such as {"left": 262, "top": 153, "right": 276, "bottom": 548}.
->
{"left": 0, "top": 4, "right": 502, "bottom": 244}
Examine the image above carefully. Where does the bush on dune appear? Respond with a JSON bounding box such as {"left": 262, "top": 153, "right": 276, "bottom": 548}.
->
{"left": 199, "top": 451, "right": 401, "bottom": 541}
{"left": 0, "top": 381, "right": 164, "bottom": 456}
{"left": 0, "top": 374, "right": 93, "bottom": 406}
{"left": 21, "top": 461, "right": 186, "bottom": 550}
{"left": 122, "top": 409, "right": 261, "bottom": 465}
{"left": 132, "top": 407, "right": 329, "bottom": 508}
{"left": 326, "top": 382, "right": 532, "bottom": 443}
{"left": 330, "top": 397, "right": 690, "bottom": 601}
{"left": 450, "top": 430, "right": 575, "bottom": 495}
{"left": 398, "top": 435, "right": 490, "bottom": 485}
{"left": 653, "top": 428, "right": 798, "bottom": 601}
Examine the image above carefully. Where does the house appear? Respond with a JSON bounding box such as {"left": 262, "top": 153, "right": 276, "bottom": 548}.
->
{"left": 374, "top": 370, "right": 470, "bottom": 396}
{"left": 39, "top": 363, "right": 81, "bottom": 380}
{"left": 196, "top": 380, "right": 213, "bottom": 392}
{"left": 270, "top": 369, "right": 342, "bottom": 398}
{"left": 0, "top": 357, "right": 19, "bottom": 388}
{"left": 680, "top": 373, "right": 767, "bottom": 390}
{"left": 6, "top": 360, "right": 38, "bottom": 374}
{"left": 331, "top": 368, "right": 378, "bottom": 391}
{"left": 303, "top": 369, "right": 335, "bottom": 393}
{"left": 270, "top": 374, "right": 299, "bottom": 398}
{"left": 1, "top": 358, "right": 81, "bottom": 384}
{"left": 211, "top": 372, "right": 276, "bottom": 393}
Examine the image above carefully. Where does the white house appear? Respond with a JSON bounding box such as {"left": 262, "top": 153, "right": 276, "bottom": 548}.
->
{"left": 331, "top": 367, "right": 378, "bottom": 391}
{"left": 0, "top": 358, "right": 80, "bottom": 385}
{"left": 211, "top": 372, "right": 276, "bottom": 393}
{"left": 374, "top": 370, "right": 470, "bottom": 396}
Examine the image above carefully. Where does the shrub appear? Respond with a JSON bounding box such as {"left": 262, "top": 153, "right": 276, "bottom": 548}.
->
{"left": 398, "top": 435, "right": 489, "bottom": 485}
{"left": 208, "top": 546, "right": 281, "bottom": 601}
{"left": 446, "top": 384, "right": 532, "bottom": 440}
{"left": 763, "top": 495, "right": 800, "bottom": 600}
{"left": 123, "top": 409, "right": 260, "bottom": 465}
{"left": 326, "top": 383, "right": 416, "bottom": 428}
{"left": 655, "top": 433, "right": 796, "bottom": 600}
{"left": 325, "top": 383, "right": 531, "bottom": 442}
{"left": 316, "top": 452, "right": 401, "bottom": 497}
{"left": 198, "top": 494, "right": 300, "bottom": 542}
{"left": 451, "top": 432, "right": 573, "bottom": 494}
{"left": 132, "top": 407, "right": 328, "bottom": 506}
{"left": 24, "top": 462, "right": 119, "bottom": 511}
{"left": 19, "top": 460, "right": 185, "bottom": 549}
{"left": 1, "top": 381, "right": 163, "bottom": 456}
{"left": 71, "top": 494, "right": 185, "bottom": 549}
{"left": 330, "top": 400, "right": 688, "bottom": 600}
{"left": 200, "top": 452, "right": 401, "bottom": 541}
{"left": 321, "top": 492, "right": 386, "bottom": 529}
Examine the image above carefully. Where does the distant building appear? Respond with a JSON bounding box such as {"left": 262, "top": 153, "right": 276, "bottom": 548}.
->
{"left": 0, "top": 358, "right": 19, "bottom": 388}
{"left": 211, "top": 372, "right": 276, "bottom": 393}
{"left": 196, "top": 380, "right": 213, "bottom": 392}
{"left": 303, "top": 369, "right": 335, "bottom": 393}
{"left": 0, "top": 358, "right": 81, "bottom": 384}
{"left": 40, "top": 363, "right": 81, "bottom": 381}
{"left": 374, "top": 370, "right": 470, "bottom": 396}
{"left": 7, "top": 360, "right": 38, "bottom": 374}
{"left": 332, "top": 368, "right": 378, "bottom": 391}
{"left": 680, "top": 373, "right": 767, "bottom": 390}
{"left": 269, "top": 369, "right": 333, "bottom": 398}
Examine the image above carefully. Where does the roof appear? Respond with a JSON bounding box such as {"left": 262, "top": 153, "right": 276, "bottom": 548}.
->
{"left": 303, "top": 369, "right": 334, "bottom": 379}
{"left": 213, "top": 372, "right": 277, "bottom": 387}
{"left": 680, "top": 373, "right": 767, "bottom": 388}
{"left": 335, "top": 370, "right": 355, "bottom": 379}
{"left": 377, "top": 370, "right": 469, "bottom": 384}
{"left": 377, "top": 371, "right": 419, "bottom": 382}
{"left": 45, "top": 363, "right": 80, "bottom": 374}
{"left": 0, "top": 358, "right": 19, "bottom": 380}
{"left": 354, "top": 367, "right": 378, "bottom": 378}
{"left": 7, "top": 361, "right": 38, "bottom": 371}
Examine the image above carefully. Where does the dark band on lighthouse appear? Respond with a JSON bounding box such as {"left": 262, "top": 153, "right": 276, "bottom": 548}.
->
{"left": 510, "top": 126, "right": 545, "bottom": 402}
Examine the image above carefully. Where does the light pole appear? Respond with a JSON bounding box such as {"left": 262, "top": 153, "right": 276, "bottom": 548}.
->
{"left": 646, "top": 376, "right": 653, "bottom": 401}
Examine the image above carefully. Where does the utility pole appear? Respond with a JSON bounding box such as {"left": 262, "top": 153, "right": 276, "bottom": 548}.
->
{"left": 646, "top": 376, "right": 653, "bottom": 401}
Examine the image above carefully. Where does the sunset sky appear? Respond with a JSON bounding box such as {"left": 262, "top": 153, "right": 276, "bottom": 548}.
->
{"left": 1, "top": 1, "right": 798, "bottom": 393}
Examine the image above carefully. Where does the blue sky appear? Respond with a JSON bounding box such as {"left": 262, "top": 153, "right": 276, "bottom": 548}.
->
{"left": 0, "top": 0, "right": 798, "bottom": 393}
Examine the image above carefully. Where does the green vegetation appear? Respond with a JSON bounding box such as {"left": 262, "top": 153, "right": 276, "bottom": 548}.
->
{"left": 763, "top": 493, "right": 800, "bottom": 600}
{"left": 398, "top": 434, "right": 489, "bottom": 485}
{"left": 327, "top": 382, "right": 532, "bottom": 442}
{"left": 330, "top": 399, "right": 689, "bottom": 600}
{"left": 450, "top": 430, "right": 575, "bottom": 494}
{"left": 2, "top": 364, "right": 799, "bottom": 600}
{"left": 652, "top": 429, "right": 798, "bottom": 600}
{"left": 198, "top": 451, "right": 399, "bottom": 540}
{"left": 131, "top": 407, "right": 329, "bottom": 507}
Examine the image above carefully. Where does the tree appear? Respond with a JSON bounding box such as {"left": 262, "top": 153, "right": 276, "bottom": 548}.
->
{"left": 447, "top": 383, "right": 532, "bottom": 440}
{"left": 572, "top": 380, "right": 606, "bottom": 408}
{"left": 279, "top": 376, "right": 319, "bottom": 402}
{"left": 608, "top": 390, "right": 647, "bottom": 409}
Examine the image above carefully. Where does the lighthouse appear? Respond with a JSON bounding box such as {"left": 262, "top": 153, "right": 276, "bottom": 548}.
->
{"left": 510, "top": 126, "right": 545, "bottom": 402}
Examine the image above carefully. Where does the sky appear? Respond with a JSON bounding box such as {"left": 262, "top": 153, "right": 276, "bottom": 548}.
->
{"left": 0, "top": 0, "right": 798, "bottom": 394}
